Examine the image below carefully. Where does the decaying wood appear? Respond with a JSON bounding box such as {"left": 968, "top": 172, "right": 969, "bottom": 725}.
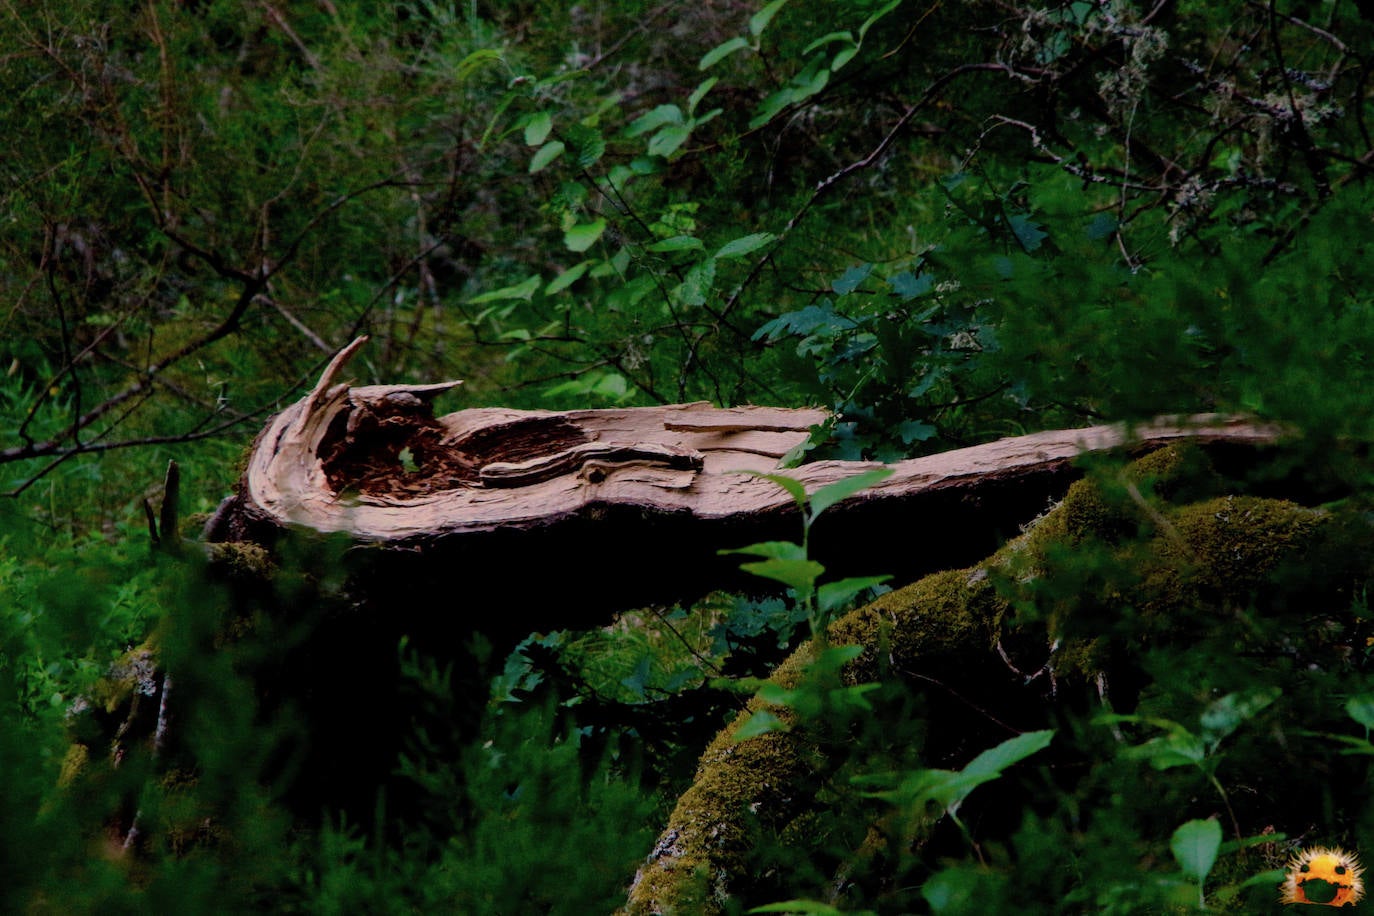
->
{"left": 187, "top": 338, "right": 1300, "bottom": 841}
{"left": 209, "top": 337, "right": 1283, "bottom": 553}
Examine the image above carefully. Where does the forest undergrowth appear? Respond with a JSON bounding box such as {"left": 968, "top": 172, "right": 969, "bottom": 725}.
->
{"left": 4, "top": 1, "right": 1374, "bottom": 912}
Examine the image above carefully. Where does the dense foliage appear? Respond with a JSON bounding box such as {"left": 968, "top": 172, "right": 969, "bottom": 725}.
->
{"left": 3, "top": 0, "right": 1374, "bottom": 912}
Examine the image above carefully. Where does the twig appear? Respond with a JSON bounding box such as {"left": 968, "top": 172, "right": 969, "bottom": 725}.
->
{"left": 647, "top": 605, "right": 725, "bottom": 679}
{"left": 158, "top": 459, "right": 181, "bottom": 554}
{"left": 585, "top": 0, "right": 682, "bottom": 70}
{"left": 259, "top": 2, "right": 322, "bottom": 70}
{"left": 1, "top": 412, "right": 259, "bottom": 498}
{"left": 154, "top": 673, "right": 173, "bottom": 753}
{"left": 902, "top": 669, "right": 1021, "bottom": 735}
{"left": 266, "top": 294, "right": 333, "bottom": 354}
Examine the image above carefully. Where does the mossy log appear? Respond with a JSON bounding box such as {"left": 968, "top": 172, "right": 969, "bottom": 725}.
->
{"left": 621, "top": 447, "right": 1371, "bottom": 914}
{"left": 207, "top": 337, "right": 1282, "bottom": 609}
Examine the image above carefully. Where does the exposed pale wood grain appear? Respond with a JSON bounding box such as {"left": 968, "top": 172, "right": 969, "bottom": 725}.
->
{"left": 225, "top": 339, "right": 1282, "bottom": 544}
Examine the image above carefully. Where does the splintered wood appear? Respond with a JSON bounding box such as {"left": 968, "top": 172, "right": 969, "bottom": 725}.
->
{"left": 231, "top": 337, "right": 1282, "bottom": 543}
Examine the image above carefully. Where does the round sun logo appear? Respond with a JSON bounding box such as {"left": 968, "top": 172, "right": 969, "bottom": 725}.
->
{"left": 1281, "top": 846, "right": 1365, "bottom": 907}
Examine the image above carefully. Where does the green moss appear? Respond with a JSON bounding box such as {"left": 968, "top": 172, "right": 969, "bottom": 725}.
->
{"left": 628, "top": 567, "right": 1006, "bottom": 913}
{"left": 91, "top": 642, "right": 160, "bottom": 716}
{"left": 830, "top": 567, "right": 998, "bottom": 684}
{"left": 628, "top": 447, "right": 1374, "bottom": 914}
{"left": 58, "top": 743, "right": 89, "bottom": 787}
{"left": 205, "top": 541, "right": 274, "bottom": 581}
{"left": 629, "top": 717, "right": 812, "bottom": 912}
{"left": 1037, "top": 445, "right": 1216, "bottom": 548}
{"left": 1167, "top": 495, "right": 1326, "bottom": 590}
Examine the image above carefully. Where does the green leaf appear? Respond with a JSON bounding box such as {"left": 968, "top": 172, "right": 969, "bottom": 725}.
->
{"left": 733, "top": 709, "right": 789, "bottom": 741}
{"left": 605, "top": 274, "right": 654, "bottom": 311}
{"left": 830, "top": 44, "right": 861, "bottom": 71}
{"left": 687, "top": 77, "right": 718, "bottom": 115}
{"left": 619, "top": 655, "right": 652, "bottom": 701}
{"left": 592, "top": 248, "right": 629, "bottom": 278}
{"left": 629, "top": 156, "right": 662, "bottom": 176}
{"left": 749, "top": 87, "right": 796, "bottom": 129}
{"left": 961, "top": 729, "right": 1055, "bottom": 782}
{"left": 715, "top": 231, "right": 776, "bottom": 260}
{"left": 1125, "top": 733, "right": 1208, "bottom": 770}
{"left": 566, "top": 124, "right": 605, "bottom": 168}
{"left": 831, "top": 263, "right": 872, "bottom": 295}
{"left": 700, "top": 36, "right": 751, "bottom": 70}
{"left": 902, "top": 768, "right": 989, "bottom": 812}
{"left": 469, "top": 274, "right": 540, "bottom": 304}
{"left": 542, "top": 379, "right": 586, "bottom": 399}
{"left": 748, "top": 901, "right": 844, "bottom": 915}
{"left": 1097, "top": 714, "right": 1213, "bottom": 770}
{"left": 754, "top": 682, "right": 800, "bottom": 706}
{"left": 529, "top": 140, "right": 565, "bottom": 173}
{"left": 908, "top": 371, "right": 939, "bottom": 398}
{"left": 1170, "top": 818, "right": 1222, "bottom": 885}
{"left": 794, "top": 60, "right": 830, "bottom": 98}
{"left": 802, "top": 30, "right": 855, "bottom": 55}
{"left": 720, "top": 541, "right": 806, "bottom": 561}
{"left": 835, "top": 682, "right": 880, "bottom": 712}
{"left": 738, "top": 558, "right": 825, "bottom": 594}
{"left": 1199, "top": 686, "right": 1281, "bottom": 748}
{"left": 524, "top": 111, "right": 553, "bottom": 147}
{"left": 817, "top": 576, "right": 891, "bottom": 616}
{"left": 753, "top": 302, "right": 851, "bottom": 341}
{"left": 1219, "top": 832, "right": 1287, "bottom": 855}
{"left": 543, "top": 371, "right": 627, "bottom": 401}
{"left": 647, "top": 124, "right": 692, "bottom": 158}
{"left": 454, "top": 47, "right": 503, "bottom": 82}
{"left": 796, "top": 24, "right": 869, "bottom": 71}
{"left": 626, "top": 104, "right": 683, "bottom": 137}
{"left": 808, "top": 468, "right": 893, "bottom": 520}
{"left": 694, "top": 107, "right": 723, "bottom": 129}
{"left": 890, "top": 270, "right": 935, "bottom": 299}
{"left": 737, "top": 471, "right": 809, "bottom": 510}
{"left": 544, "top": 261, "right": 591, "bottom": 295}
{"left": 1347, "top": 694, "right": 1374, "bottom": 731}
{"left": 749, "top": 0, "right": 789, "bottom": 37}
{"left": 922, "top": 867, "right": 981, "bottom": 913}
{"left": 1232, "top": 867, "right": 1289, "bottom": 891}
{"left": 590, "top": 372, "right": 628, "bottom": 399}
{"left": 1068, "top": 1, "right": 1094, "bottom": 25}
{"left": 885, "top": 729, "right": 1055, "bottom": 819}
{"left": 859, "top": 0, "right": 904, "bottom": 40}
{"left": 563, "top": 218, "right": 607, "bottom": 253}
{"left": 1087, "top": 212, "right": 1118, "bottom": 241}
{"left": 675, "top": 257, "right": 716, "bottom": 306}
{"left": 896, "top": 419, "right": 936, "bottom": 444}
{"left": 646, "top": 235, "right": 704, "bottom": 253}
{"left": 1008, "top": 213, "right": 1048, "bottom": 252}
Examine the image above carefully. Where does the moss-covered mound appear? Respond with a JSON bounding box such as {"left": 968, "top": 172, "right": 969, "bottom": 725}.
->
{"left": 625, "top": 447, "right": 1374, "bottom": 914}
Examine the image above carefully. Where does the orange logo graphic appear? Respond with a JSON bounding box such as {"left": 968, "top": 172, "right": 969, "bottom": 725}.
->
{"left": 1281, "top": 846, "right": 1364, "bottom": 907}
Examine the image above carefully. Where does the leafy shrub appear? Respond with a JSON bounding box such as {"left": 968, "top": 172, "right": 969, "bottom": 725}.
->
{"left": 4, "top": 0, "right": 1374, "bottom": 912}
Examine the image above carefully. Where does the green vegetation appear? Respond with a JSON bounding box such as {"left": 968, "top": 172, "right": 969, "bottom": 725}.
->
{"left": 3, "top": 0, "right": 1374, "bottom": 912}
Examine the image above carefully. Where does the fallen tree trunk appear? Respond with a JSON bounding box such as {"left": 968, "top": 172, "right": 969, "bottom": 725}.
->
{"left": 186, "top": 339, "right": 1302, "bottom": 839}
{"left": 206, "top": 337, "right": 1283, "bottom": 611}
